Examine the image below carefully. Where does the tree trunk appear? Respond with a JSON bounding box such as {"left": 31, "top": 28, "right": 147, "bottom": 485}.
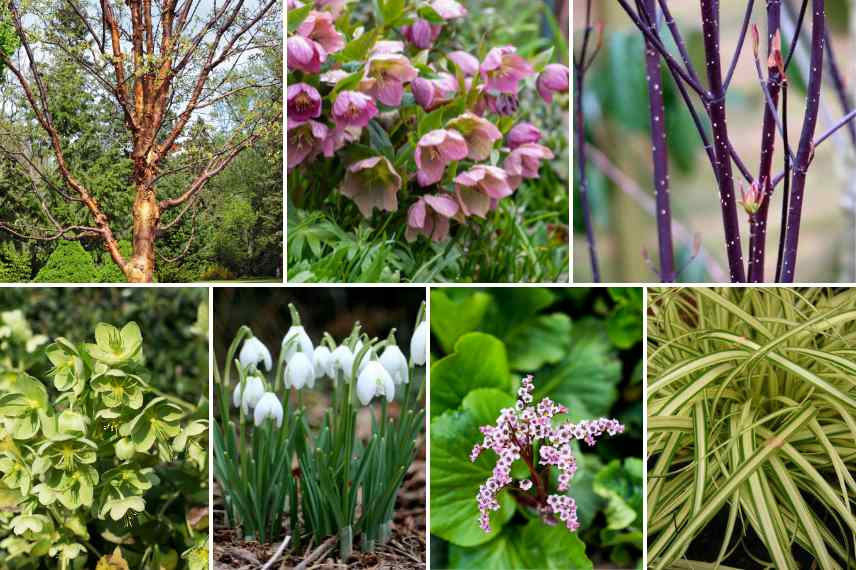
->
{"left": 126, "top": 183, "right": 159, "bottom": 282}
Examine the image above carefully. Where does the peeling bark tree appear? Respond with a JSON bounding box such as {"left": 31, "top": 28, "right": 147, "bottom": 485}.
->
{"left": 0, "top": 0, "right": 281, "bottom": 282}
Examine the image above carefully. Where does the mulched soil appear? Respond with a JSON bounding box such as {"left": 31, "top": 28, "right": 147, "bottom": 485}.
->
{"left": 213, "top": 440, "right": 426, "bottom": 569}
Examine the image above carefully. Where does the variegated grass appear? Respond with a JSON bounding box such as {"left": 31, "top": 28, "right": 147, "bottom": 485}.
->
{"left": 647, "top": 287, "right": 856, "bottom": 569}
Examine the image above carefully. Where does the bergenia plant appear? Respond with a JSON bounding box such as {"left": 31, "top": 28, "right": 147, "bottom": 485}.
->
{"left": 287, "top": 0, "right": 569, "bottom": 281}
{"left": 471, "top": 376, "right": 623, "bottom": 534}
{"left": 214, "top": 300, "right": 427, "bottom": 558}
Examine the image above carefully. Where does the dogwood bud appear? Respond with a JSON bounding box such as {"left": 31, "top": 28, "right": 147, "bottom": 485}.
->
{"left": 254, "top": 392, "right": 283, "bottom": 427}
{"left": 285, "top": 352, "right": 315, "bottom": 390}
{"left": 356, "top": 361, "right": 395, "bottom": 406}
{"left": 380, "top": 345, "right": 409, "bottom": 385}
{"left": 239, "top": 337, "right": 272, "bottom": 372}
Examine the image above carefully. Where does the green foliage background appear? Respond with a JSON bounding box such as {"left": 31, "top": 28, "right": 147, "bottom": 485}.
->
{"left": 429, "top": 287, "right": 643, "bottom": 569}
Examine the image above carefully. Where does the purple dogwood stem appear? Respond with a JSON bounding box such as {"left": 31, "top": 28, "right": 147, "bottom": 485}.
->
{"left": 780, "top": 0, "right": 825, "bottom": 282}
{"left": 748, "top": 3, "right": 783, "bottom": 283}
{"left": 641, "top": 0, "right": 675, "bottom": 282}
{"left": 822, "top": 27, "right": 856, "bottom": 148}
{"left": 699, "top": 0, "right": 746, "bottom": 282}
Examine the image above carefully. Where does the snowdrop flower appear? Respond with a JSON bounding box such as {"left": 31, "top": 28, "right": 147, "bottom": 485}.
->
{"left": 357, "top": 361, "right": 395, "bottom": 406}
{"left": 331, "top": 345, "right": 355, "bottom": 380}
{"left": 314, "top": 345, "right": 333, "bottom": 379}
{"left": 239, "top": 337, "right": 272, "bottom": 372}
{"left": 286, "top": 352, "right": 315, "bottom": 389}
{"left": 232, "top": 376, "right": 265, "bottom": 413}
{"left": 380, "top": 345, "right": 409, "bottom": 385}
{"left": 254, "top": 392, "right": 284, "bottom": 428}
{"left": 411, "top": 322, "right": 428, "bottom": 366}
{"left": 283, "top": 325, "right": 315, "bottom": 366}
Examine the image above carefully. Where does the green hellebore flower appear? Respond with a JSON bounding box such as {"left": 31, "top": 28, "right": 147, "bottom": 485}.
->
{"left": 0, "top": 451, "right": 31, "bottom": 495}
{"left": 48, "top": 541, "right": 87, "bottom": 565}
{"left": 86, "top": 322, "right": 143, "bottom": 366}
{"left": 46, "top": 338, "right": 86, "bottom": 395}
{"left": 119, "top": 397, "right": 184, "bottom": 461}
{"left": 34, "top": 435, "right": 97, "bottom": 473}
{"left": 182, "top": 538, "right": 209, "bottom": 570}
{"left": 0, "top": 535, "right": 34, "bottom": 557}
{"left": 96, "top": 466, "right": 154, "bottom": 521}
{"left": 33, "top": 465, "right": 99, "bottom": 510}
{"left": 9, "top": 513, "right": 53, "bottom": 537}
{"left": 91, "top": 369, "right": 145, "bottom": 410}
{"left": 0, "top": 373, "right": 49, "bottom": 440}
{"left": 41, "top": 409, "right": 89, "bottom": 440}
{"left": 173, "top": 420, "right": 208, "bottom": 472}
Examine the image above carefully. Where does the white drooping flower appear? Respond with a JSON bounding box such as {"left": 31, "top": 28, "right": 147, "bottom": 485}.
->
{"left": 239, "top": 336, "right": 273, "bottom": 372}
{"left": 411, "top": 321, "right": 428, "bottom": 366}
{"left": 285, "top": 352, "right": 315, "bottom": 389}
{"left": 282, "top": 325, "right": 315, "bottom": 366}
{"left": 356, "top": 361, "right": 395, "bottom": 406}
{"left": 330, "top": 345, "right": 355, "bottom": 381}
{"left": 232, "top": 376, "right": 265, "bottom": 413}
{"left": 380, "top": 345, "right": 409, "bottom": 385}
{"left": 254, "top": 392, "right": 284, "bottom": 427}
{"left": 313, "top": 346, "right": 333, "bottom": 379}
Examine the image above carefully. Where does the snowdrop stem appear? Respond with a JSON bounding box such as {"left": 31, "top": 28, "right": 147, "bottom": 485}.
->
{"left": 224, "top": 325, "right": 253, "bottom": 388}
{"left": 414, "top": 301, "right": 426, "bottom": 329}
{"left": 385, "top": 328, "right": 397, "bottom": 343}
{"left": 322, "top": 332, "right": 337, "bottom": 350}
{"left": 287, "top": 303, "right": 302, "bottom": 326}
{"left": 276, "top": 336, "right": 300, "bottom": 392}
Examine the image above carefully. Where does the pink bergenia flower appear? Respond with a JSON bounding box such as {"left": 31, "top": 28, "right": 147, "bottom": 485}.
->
{"left": 480, "top": 46, "right": 533, "bottom": 94}
{"left": 507, "top": 122, "right": 542, "bottom": 149}
{"left": 340, "top": 156, "right": 401, "bottom": 218}
{"left": 332, "top": 90, "right": 378, "bottom": 128}
{"left": 446, "top": 112, "right": 502, "bottom": 161}
{"left": 287, "top": 35, "right": 326, "bottom": 73}
{"left": 455, "top": 165, "right": 513, "bottom": 218}
{"left": 503, "top": 143, "right": 554, "bottom": 190}
{"left": 431, "top": 0, "right": 467, "bottom": 19}
{"left": 470, "top": 375, "right": 624, "bottom": 533}
{"left": 287, "top": 118, "right": 328, "bottom": 169}
{"left": 363, "top": 53, "right": 419, "bottom": 107}
{"left": 401, "top": 19, "right": 442, "bottom": 49}
{"left": 287, "top": 83, "right": 322, "bottom": 123}
{"left": 314, "top": 0, "right": 345, "bottom": 18}
{"left": 536, "top": 63, "right": 570, "bottom": 103}
{"left": 411, "top": 73, "right": 458, "bottom": 111}
{"left": 415, "top": 129, "right": 468, "bottom": 187}
{"left": 406, "top": 194, "right": 459, "bottom": 242}
{"left": 297, "top": 11, "right": 345, "bottom": 54}
{"left": 447, "top": 50, "right": 480, "bottom": 76}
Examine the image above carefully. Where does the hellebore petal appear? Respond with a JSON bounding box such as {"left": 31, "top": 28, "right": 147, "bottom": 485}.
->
{"left": 287, "top": 83, "right": 322, "bottom": 123}
{"left": 314, "top": 0, "right": 346, "bottom": 18}
{"left": 297, "top": 10, "right": 345, "bottom": 54}
{"left": 447, "top": 50, "right": 479, "bottom": 76}
{"left": 446, "top": 112, "right": 502, "bottom": 161}
{"left": 232, "top": 376, "right": 265, "bottom": 414}
{"left": 507, "top": 122, "right": 542, "bottom": 149}
{"left": 379, "top": 345, "right": 409, "bottom": 385}
{"left": 340, "top": 156, "right": 401, "bottom": 217}
{"left": 287, "top": 119, "right": 328, "bottom": 169}
{"left": 282, "top": 325, "right": 315, "bottom": 366}
{"left": 405, "top": 194, "right": 459, "bottom": 242}
{"left": 536, "top": 63, "right": 570, "bottom": 103}
{"left": 285, "top": 352, "right": 315, "bottom": 390}
{"left": 431, "top": 0, "right": 467, "bottom": 19}
{"left": 503, "top": 143, "right": 555, "bottom": 190}
{"left": 239, "top": 337, "right": 272, "bottom": 372}
{"left": 480, "top": 46, "right": 533, "bottom": 94}
{"left": 410, "top": 321, "right": 428, "bottom": 365}
{"left": 313, "top": 346, "right": 333, "bottom": 379}
{"left": 332, "top": 90, "right": 378, "bottom": 128}
{"left": 415, "top": 129, "right": 469, "bottom": 187}
{"left": 364, "top": 54, "right": 418, "bottom": 107}
{"left": 253, "top": 392, "right": 284, "bottom": 427}
{"left": 401, "top": 19, "right": 442, "bottom": 49}
{"left": 287, "top": 35, "right": 326, "bottom": 73}
{"left": 356, "top": 361, "right": 395, "bottom": 406}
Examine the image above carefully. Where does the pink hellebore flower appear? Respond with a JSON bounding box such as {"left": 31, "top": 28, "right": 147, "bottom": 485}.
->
{"left": 507, "top": 122, "right": 542, "bottom": 149}
{"left": 503, "top": 143, "right": 555, "bottom": 190}
{"left": 411, "top": 73, "right": 458, "bottom": 111}
{"left": 340, "top": 156, "right": 402, "bottom": 218}
{"left": 401, "top": 19, "right": 442, "bottom": 49}
{"left": 297, "top": 11, "right": 346, "bottom": 54}
{"left": 287, "top": 35, "right": 326, "bottom": 73}
{"left": 363, "top": 53, "right": 419, "bottom": 107}
{"left": 287, "top": 0, "right": 304, "bottom": 8}
{"left": 537, "top": 63, "right": 570, "bottom": 103}
{"left": 371, "top": 40, "right": 405, "bottom": 55}
{"left": 332, "top": 90, "right": 378, "bottom": 128}
{"left": 431, "top": 0, "right": 467, "bottom": 19}
{"left": 287, "top": 118, "right": 328, "bottom": 169}
{"left": 447, "top": 50, "right": 480, "bottom": 76}
{"left": 287, "top": 83, "right": 322, "bottom": 123}
{"left": 414, "top": 129, "right": 469, "bottom": 187}
{"left": 314, "top": 0, "right": 346, "bottom": 18}
{"left": 480, "top": 46, "right": 533, "bottom": 94}
{"left": 406, "top": 194, "right": 459, "bottom": 242}
{"left": 322, "top": 125, "right": 361, "bottom": 157}
{"left": 455, "top": 165, "right": 513, "bottom": 218}
{"left": 446, "top": 112, "right": 502, "bottom": 161}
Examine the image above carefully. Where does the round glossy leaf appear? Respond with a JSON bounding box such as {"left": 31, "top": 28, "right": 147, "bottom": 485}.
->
{"left": 430, "top": 333, "right": 509, "bottom": 418}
